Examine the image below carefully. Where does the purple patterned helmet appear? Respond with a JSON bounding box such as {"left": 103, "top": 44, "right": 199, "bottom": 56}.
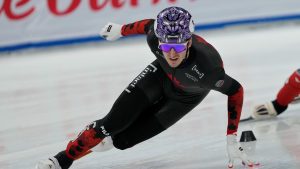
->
{"left": 154, "top": 6, "right": 194, "bottom": 43}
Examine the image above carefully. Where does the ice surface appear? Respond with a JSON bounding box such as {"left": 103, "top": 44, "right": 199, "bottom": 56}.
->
{"left": 0, "top": 24, "right": 299, "bottom": 169}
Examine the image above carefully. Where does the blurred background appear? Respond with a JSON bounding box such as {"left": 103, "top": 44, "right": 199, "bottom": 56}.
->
{"left": 1, "top": 0, "right": 300, "bottom": 52}
{"left": 0, "top": 1, "right": 300, "bottom": 169}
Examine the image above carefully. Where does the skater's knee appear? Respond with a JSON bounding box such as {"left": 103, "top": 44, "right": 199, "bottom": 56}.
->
{"left": 111, "top": 117, "right": 166, "bottom": 150}
{"left": 111, "top": 137, "right": 134, "bottom": 150}
{"left": 94, "top": 119, "right": 111, "bottom": 137}
{"left": 91, "top": 136, "right": 115, "bottom": 152}
{"left": 95, "top": 119, "right": 135, "bottom": 150}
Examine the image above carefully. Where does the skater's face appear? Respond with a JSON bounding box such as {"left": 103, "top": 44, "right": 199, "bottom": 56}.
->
{"left": 159, "top": 39, "right": 192, "bottom": 68}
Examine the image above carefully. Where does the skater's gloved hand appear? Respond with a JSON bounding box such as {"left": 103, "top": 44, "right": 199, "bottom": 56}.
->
{"left": 99, "top": 22, "right": 123, "bottom": 41}
{"left": 226, "top": 134, "right": 254, "bottom": 168}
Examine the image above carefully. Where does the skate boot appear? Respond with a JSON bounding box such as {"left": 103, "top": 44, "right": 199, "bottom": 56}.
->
{"left": 36, "top": 151, "right": 73, "bottom": 169}
{"left": 35, "top": 157, "right": 61, "bottom": 169}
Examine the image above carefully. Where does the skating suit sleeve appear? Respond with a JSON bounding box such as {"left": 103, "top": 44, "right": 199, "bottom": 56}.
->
{"left": 121, "top": 19, "right": 155, "bottom": 36}
{"left": 194, "top": 35, "right": 243, "bottom": 135}
{"left": 210, "top": 69, "right": 244, "bottom": 135}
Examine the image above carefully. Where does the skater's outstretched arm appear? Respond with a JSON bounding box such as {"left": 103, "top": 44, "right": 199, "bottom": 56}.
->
{"left": 99, "top": 19, "right": 154, "bottom": 41}
{"left": 206, "top": 67, "right": 258, "bottom": 167}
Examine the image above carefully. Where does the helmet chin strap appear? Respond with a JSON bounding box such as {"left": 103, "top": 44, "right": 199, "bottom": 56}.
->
{"left": 185, "top": 47, "right": 190, "bottom": 59}
{"left": 179, "top": 41, "right": 191, "bottom": 66}
{"left": 182, "top": 48, "right": 189, "bottom": 64}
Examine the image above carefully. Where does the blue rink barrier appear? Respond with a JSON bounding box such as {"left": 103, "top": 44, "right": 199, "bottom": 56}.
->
{"left": 1, "top": 13, "right": 300, "bottom": 53}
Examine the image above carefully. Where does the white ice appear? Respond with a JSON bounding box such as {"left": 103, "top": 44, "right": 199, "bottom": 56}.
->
{"left": 0, "top": 23, "right": 300, "bottom": 169}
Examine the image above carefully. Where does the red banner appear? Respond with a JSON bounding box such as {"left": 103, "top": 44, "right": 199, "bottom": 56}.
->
{"left": 1, "top": 0, "right": 178, "bottom": 20}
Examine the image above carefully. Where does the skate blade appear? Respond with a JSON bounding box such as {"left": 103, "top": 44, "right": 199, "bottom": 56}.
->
{"left": 240, "top": 116, "right": 254, "bottom": 122}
